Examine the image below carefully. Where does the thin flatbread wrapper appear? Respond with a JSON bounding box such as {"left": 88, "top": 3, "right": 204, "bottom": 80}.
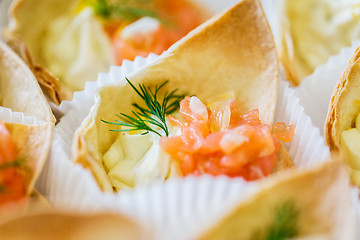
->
{"left": 0, "top": 121, "right": 53, "bottom": 220}
{"left": 325, "top": 46, "right": 360, "bottom": 153}
{"left": 324, "top": 46, "right": 360, "bottom": 187}
{"left": 0, "top": 40, "right": 54, "bottom": 123}
{"left": 5, "top": 122, "right": 53, "bottom": 195}
{"left": 0, "top": 212, "right": 151, "bottom": 240}
{"left": 198, "top": 160, "right": 355, "bottom": 240}
{"left": 73, "top": 0, "right": 291, "bottom": 191}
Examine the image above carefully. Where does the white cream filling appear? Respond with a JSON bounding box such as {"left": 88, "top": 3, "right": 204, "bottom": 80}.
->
{"left": 43, "top": 7, "right": 114, "bottom": 91}
{"left": 290, "top": 0, "right": 360, "bottom": 73}
{"left": 103, "top": 119, "right": 182, "bottom": 190}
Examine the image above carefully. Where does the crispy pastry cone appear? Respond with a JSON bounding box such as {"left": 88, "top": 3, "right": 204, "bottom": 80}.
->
{"left": 4, "top": 122, "right": 53, "bottom": 195}
{"left": 325, "top": 46, "right": 360, "bottom": 186}
{"left": 325, "top": 46, "right": 360, "bottom": 153}
{"left": 73, "top": 0, "right": 289, "bottom": 191}
{"left": 197, "top": 160, "right": 355, "bottom": 240}
{"left": 0, "top": 40, "right": 55, "bottom": 123}
{"left": 0, "top": 212, "right": 151, "bottom": 239}
{"left": 0, "top": 120, "right": 53, "bottom": 220}
{"left": 2, "top": 0, "right": 75, "bottom": 103}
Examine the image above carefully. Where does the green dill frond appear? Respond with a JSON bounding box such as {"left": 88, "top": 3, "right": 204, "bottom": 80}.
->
{"left": 0, "top": 158, "right": 25, "bottom": 171}
{"left": 86, "top": 0, "right": 171, "bottom": 26}
{"left": 87, "top": 0, "right": 112, "bottom": 18}
{"left": 0, "top": 158, "right": 26, "bottom": 195}
{"left": 253, "top": 200, "right": 299, "bottom": 240}
{"left": 102, "top": 77, "right": 185, "bottom": 136}
{"left": 0, "top": 184, "right": 5, "bottom": 193}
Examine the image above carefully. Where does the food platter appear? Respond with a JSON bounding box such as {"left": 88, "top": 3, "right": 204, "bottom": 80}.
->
{"left": 1, "top": 0, "right": 360, "bottom": 239}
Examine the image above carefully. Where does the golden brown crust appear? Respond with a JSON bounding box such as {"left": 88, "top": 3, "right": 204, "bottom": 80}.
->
{"left": 325, "top": 46, "right": 360, "bottom": 153}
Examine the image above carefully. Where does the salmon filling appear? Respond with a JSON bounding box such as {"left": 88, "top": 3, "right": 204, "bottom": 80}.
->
{"left": 0, "top": 121, "right": 27, "bottom": 204}
{"left": 160, "top": 97, "right": 295, "bottom": 180}
{"left": 100, "top": 0, "right": 207, "bottom": 63}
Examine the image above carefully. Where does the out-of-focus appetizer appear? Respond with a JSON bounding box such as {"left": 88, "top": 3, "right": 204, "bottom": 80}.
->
{"left": 198, "top": 160, "right": 355, "bottom": 240}
{"left": 0, "top": 40, "right": 53, "bottom": 219}
{"left": 280, "top": 0, "right": 360, "bottom": 85}
{"left": 325, "top": 46, "right": 360, "bottom": 186}
{"left": 0, "top": 120, "right": 52, "bottom": 218}
{"left": 3, "top": 0, "right": 210, "bottom": 100}
{"left": 0, "top": 212, "right": 151, "bottom": 239}
{"left": 73, "top": 0, "right": 295, "bottom": 192}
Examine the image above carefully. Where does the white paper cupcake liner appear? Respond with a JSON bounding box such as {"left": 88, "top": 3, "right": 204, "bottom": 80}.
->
{"left": 100, "top": 175, "right": 258, "bottom": 240}
{"left": 35, "top": 129, "right": 103, "bottom": 210}
{"left": 0, "top": 106, "right": 45, "bottom": 125}
{"left": 274, "top": 72, "right": 329, "bottom": 168}
{"left": 295, "top": 40, "right": 360, "bottom": 134}
{"left": 33, "top": 52, "right": 334, "bottom": 239}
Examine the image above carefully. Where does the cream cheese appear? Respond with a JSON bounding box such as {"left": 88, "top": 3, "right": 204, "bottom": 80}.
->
{"left": 288, "top": 0, "right": 360, "bottom": 78}
{"left": 103, "top": 118, "right": 182, "bottom": 190}
{"left": 43, "top": 7, "right": 114, "bottom": 91}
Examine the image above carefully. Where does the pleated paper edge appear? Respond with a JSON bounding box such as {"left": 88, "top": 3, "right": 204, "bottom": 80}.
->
{"left": 0, "top": 106, "right": 45, "bottom": 125}
{"left": 295, "top": 40, "right": 360, "bottom": 134}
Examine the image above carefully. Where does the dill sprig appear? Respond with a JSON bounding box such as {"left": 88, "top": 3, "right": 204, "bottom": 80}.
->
{"left": 102, "top": 77, "right": 185, "bottom": 136}
{"left": 0, "top": 185, "right": 5, "bottom": 193}
{"left": 253, "top": 200, "right": 299, "bottom": 240}
{"left": 0, "top": 158, "right": 25, "bottom": 171}
{"left": 0, "top": 158, "right": 26, "bottom": 194}
{"left": 87, "top": 0, "right": 169, "bottom": 25}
